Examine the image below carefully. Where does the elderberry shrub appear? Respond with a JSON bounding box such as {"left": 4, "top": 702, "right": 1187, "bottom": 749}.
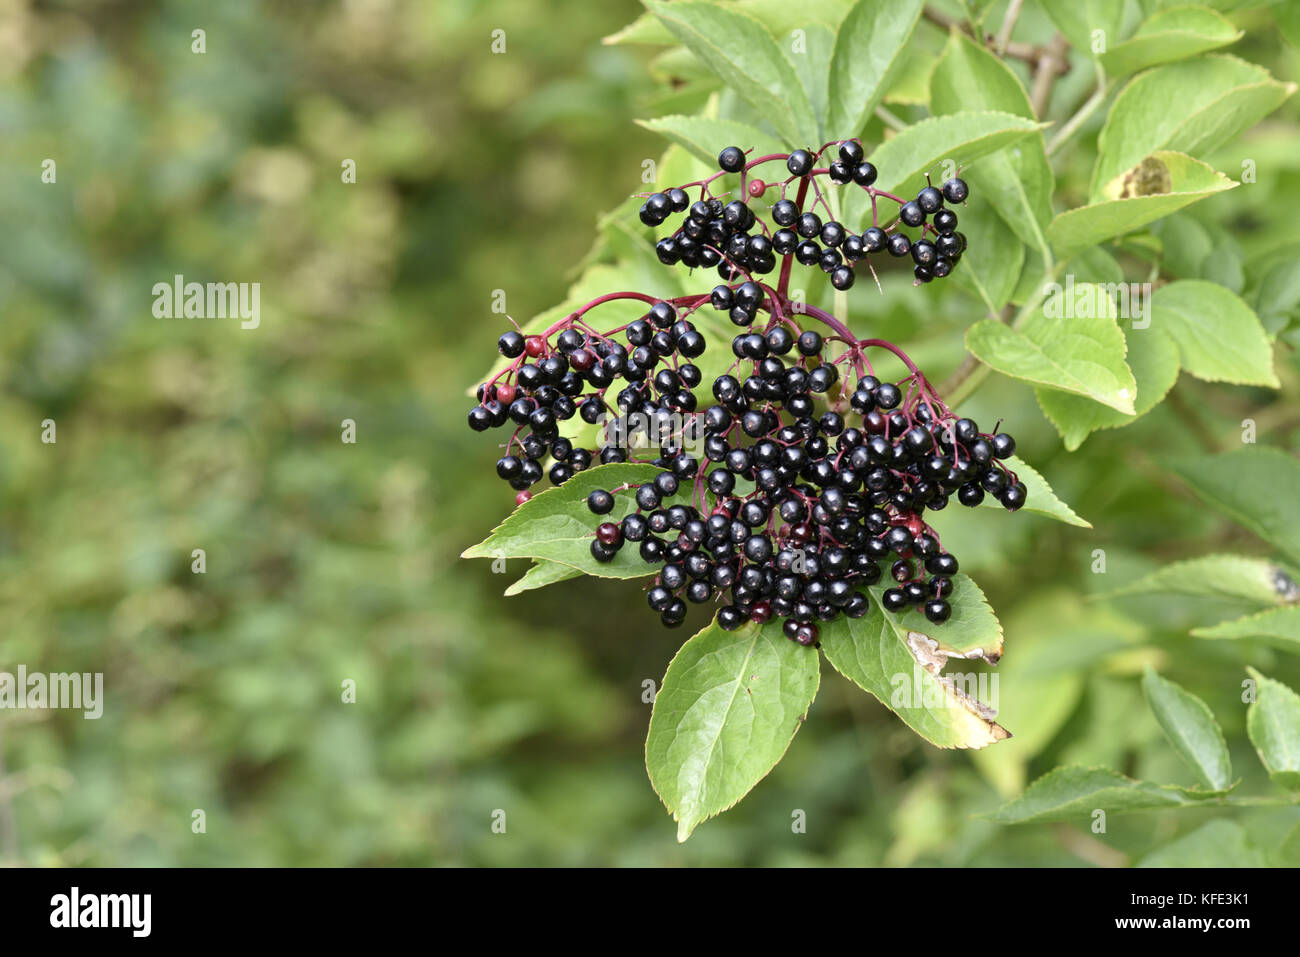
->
{"left": 466, "top": 141, "right": 1024, "bottom": 644}
{"left": 639, "top": 141, "right": 969, "bottom": 290}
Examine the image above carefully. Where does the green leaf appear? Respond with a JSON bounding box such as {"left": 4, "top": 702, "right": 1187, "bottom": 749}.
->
{"left": 966, "top": 302, "right": 1137, "bottom": 413}
{"left": 865, "top": 111, "right": 1045, "bottom": 197}
{"left": 1245, "top": 668, "right": 1300, "bottom": 790}
{"left": 605, "top": 0, "right": 853, "bottom": 46}
{"left": 1050, "top": 152, "right": 1238, "bottom": 258}
{"left": 1138, "top": 819, "right": 1267, "bottom": 867}
{"left": 1042, "top": 0, "right": 1125, "bottom": 58}
{"left": 820, "top": 579, "right": 1010, "bottom": 749}
{"left": 1036, "top": 325, "right": 1180, "bottom": 450}
{"left": 1101, "top": 6, "right": 1243, "bottom": 77}
{"left": 1092, "top": 55, "right": 1295, "bottom": 200}
{"left": 644, "top": 0, "right": 817, "bottom": 147}
{"left": 842, "top": 111, "right": 1045, "bottom": 228}
{"left": 503, "top": 560, "right": 584, "bottom": 597}
{"left": 977, "top": 454, "right": 1091, "bottom": 527}
{"left": 928, "top": 29, "right": 1053, "bottom": 252}
{"left": 1110, "top": 554, "right": 1296, "bottom": 606}
{"left": 462, "top": 463, "right": 680, "bottom": 578}
{"left": 1142, "top": 667, "right": 1234, "bottom": 791}
{"left": 1167, "top": 447, "right": 1300, "bottom": 566}
{"left": 987, "top": 766, "right": 1211, "bottom": 824}
{"left": 1194, "top": 605, "right": 1300, "bottom": 648}
{"left": 1151, "top": 280, "right": 1279, "bottom": 387}
{"left": 635, "top": 115, "right": 788, "bottom": 168}
{"left": 825, "top": 0, "right": 924, "bottom": 137}
{"left": 946, "top": 195, "right": 1025, "bottom": 313}
{"left": 646, "top": 618, "right": 821, "bottom": 841}
{"left": 789, "top": 22, "right": 835, "bottom": 137}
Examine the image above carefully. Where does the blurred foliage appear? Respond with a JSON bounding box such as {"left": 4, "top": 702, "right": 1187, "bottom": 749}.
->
{"left": 0, "top": 0, "right": 1298, "bottom": 866}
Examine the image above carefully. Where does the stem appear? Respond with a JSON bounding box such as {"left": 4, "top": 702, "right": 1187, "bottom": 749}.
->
{"left": 1030, "top": 33, "right": 1070, "bottom": 120}
{"left": 1046, "top": 63, "right": 1110, "bottom": 157}
{"left": 874, "top": 105, "right": 908, "bottom": 132}
{"left": 777, "top": 175, "right": 811, "bottom": 300}
{"left": 994, "top": 0, "right": 1023, "bottom": 57}
{"left": 921, "top": 6, "right": 1053, "bottom": 66}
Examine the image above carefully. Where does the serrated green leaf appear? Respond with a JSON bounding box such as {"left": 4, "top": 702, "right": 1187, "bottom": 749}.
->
{"left": 820, "top": 579, "right": 1010, "bottom": 749}
{"left": 1051, "top": 152, "right": 1238, "bottom": 258}
{"left": 966, "top": 302, "right": 1137, "bottom": 413}
{"left": 1167, "top": 447, "right": 1300, "bottom": 566}
{"left": 825, "top": 0, "right": 923, "bottom": 137}
{"left": 1036, "top": 325, "right": 1180, "bottom": 450}
{"left": 1110, "top": 554, "right": 1295, "bottom": 606}
{"left": 462, "top": 463, "right": 683, "bottom": 578}
{"left": 503, "top": 559, "right": 584, "bottom": 597}
{"left": 928, "top": 29, "right": 1053, "bottom": 253}
{"left": 1142, "top": 667, "right": 1233, "bottom": 791}
{"left": 1092, "top": 55, "right": 1295, "bottom": 200}
{"left": 1194, "top": 605, "right": 1300, "bottom": 647}
{"left": 1245, "top": 668, "right": 1300, "bottom": 790}
{"left": 1150, "top": 280, "right": 1278, "bottom": 387}
{"left": 644, "top": 0, "right": 817, "bottom": 147}
{"left": 1101, "top": 6, "right": 1242, "bottom": 77}
{"left": 987, "top": 766, "right": 1212, "bottom": 824}
{"left": 646, "top": 618, "right": 821, "bottom": 841}
{"left": 636, "top": 115, "right": 788, "bottom": 168}
{"left": 975, "top": 454, "right": 1091, "bottom": 527}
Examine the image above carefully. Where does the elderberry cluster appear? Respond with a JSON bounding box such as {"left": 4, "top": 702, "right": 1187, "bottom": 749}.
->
{"left": 465, "top": 140, "right": 1028, "bottom": 645}
{"left": 577, "top": 324, "right": 1024, "bottom": 638}
{"left": 469, "top": 299, "right": 711, "bottom": 499}
{"left": 639, "top": 141, "right": 969, "bottom": 290}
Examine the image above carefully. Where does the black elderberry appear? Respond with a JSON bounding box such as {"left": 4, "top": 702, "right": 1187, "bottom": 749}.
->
{"left": 899, "top": 201, "right": 925, "bottom": 227}
{"left": 942, "top": 177, "right": 969, "bottom": 203}
{"left": 787, "top": 149, "right": 813, "bottom": 177}
{"left": 797, "top": 330, "right": 823, "bottom": 356}
{"left": 853, "top": 161, "right": 878, "bottom": 186}
{"left": 887, "top": 232, "right": 911, "bottom": 257}
{"left": 924, "top": 599, "right": 951, "bottom": 623}
{"left": 718, "top": 146, "right": 745, "bottom": 172}
{"left": 498, "top": 331, "right": 525, "bottom": 357}
{"left": 916, "top": 186, "right": 943, "bottom": 214}
{"left": 797, "top": 212, "right": 822, "bottom": 239}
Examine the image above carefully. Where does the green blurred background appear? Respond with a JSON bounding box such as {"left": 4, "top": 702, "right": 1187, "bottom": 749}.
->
{"left": 1, "top": 0, "right": 1298, "bottom": 866}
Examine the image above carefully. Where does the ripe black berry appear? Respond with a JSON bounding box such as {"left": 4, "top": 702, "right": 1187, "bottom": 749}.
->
{"left": 718, "top": 146, "right": 745, "bottom": 172}
{"left": 787, "top": 149, "right": 813, "bottom": 177}
{"left": 942, "top": 177, "right": 969, "bottom": 203}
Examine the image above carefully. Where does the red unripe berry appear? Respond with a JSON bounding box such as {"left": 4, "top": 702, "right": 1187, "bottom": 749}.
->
{"left": 496, "top": 383, "right": 517, "bottom": 405}
{"left": 747, "top": 178, "right": 766, "bottom": 199}
{"left": 515, "top": 490, "right": 533, "bottom": 506}
{"left": 569, "top": 348, "right": 595, "bottom": 371}
{"left": 596, "top": 522, "right": 622, "bottom": 546}
{"left": 524, "top": 336, "right": 546, "bottom": 357}
{"left": 751, "top": 600, "right": 772, "bottom": 624}
{"left": 904, "top": 514, "right": 924, "bottom": 537}
{"left": 790, "top": 522, "right": 812, "bottom": 543}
